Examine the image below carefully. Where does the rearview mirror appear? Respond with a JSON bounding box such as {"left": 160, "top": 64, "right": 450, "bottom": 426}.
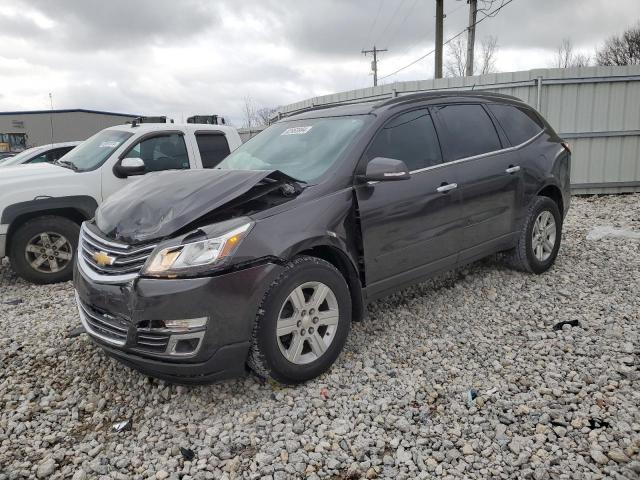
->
{"left": 362, "top": 157, "right": 411, "bottom": 182}
{"left": 115, "top": 157, "right": 146, "bottom": 178}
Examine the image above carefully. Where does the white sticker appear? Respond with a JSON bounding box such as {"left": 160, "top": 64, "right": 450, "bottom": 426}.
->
{"left": 281, "top": 126, "right": 312, "bottom": 136}
{"left": 99, "top": 141, "right": 121, "bottom": 148}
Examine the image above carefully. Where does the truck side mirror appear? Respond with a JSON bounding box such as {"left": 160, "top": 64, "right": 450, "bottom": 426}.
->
{"left": 361, "top": 157, "right": 411, "bottom": 182}
{"left": 114, "top": 158, "right": 146, "bottom": 178}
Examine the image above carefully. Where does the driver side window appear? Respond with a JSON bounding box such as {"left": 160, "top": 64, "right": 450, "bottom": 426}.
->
{"left": 366, "top": 108, "right": 442, "bottom": 171}
{"left": 128, "top": 133, "right": 190, "bottom": 172}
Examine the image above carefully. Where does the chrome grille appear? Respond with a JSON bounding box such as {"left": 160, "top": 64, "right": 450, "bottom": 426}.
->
{"left": 77, "top": 298, "right": 129, "bottom": 345}
{"left": 79, "top": 224, "right": 156, "bottom": 277}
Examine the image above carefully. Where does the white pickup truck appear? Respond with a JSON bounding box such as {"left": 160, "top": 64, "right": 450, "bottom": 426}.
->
{"left": 0, "top": 122, "right": 242, "bottom": 283}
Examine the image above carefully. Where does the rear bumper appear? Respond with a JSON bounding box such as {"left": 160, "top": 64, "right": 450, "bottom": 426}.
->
{"left": 73, "top": 260, "right": 283, "bottom": 384}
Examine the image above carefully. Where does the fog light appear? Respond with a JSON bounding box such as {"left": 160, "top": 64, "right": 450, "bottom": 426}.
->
{"left": 174, "top": 338, "right": 200, "bottom": 354}
{"left": 163, "top": 317, "right": 207, "bottom": 332}
{"left": 167, "top": 331, "right": 205, "bottom": 356}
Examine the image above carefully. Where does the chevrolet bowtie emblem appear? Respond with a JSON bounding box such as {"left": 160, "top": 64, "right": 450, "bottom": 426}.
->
{"left": 93, "top": 251, "right": 115, "bottom": 266}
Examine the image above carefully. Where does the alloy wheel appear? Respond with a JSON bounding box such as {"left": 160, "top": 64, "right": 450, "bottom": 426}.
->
{"left": 24, "top": 232, "right": 73, "bottom": 274}
{"left": 276, "top": 281, "right": 340, "bottom": 365}
{"left": 531, "top": 211, "right": 556, "bottom": 262}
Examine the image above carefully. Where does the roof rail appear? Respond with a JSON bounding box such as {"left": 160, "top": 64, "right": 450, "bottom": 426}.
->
{"left": 373, "top": 90, "right": 520, "bottom": 110}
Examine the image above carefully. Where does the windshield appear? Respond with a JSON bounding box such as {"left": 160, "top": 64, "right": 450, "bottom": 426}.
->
{"left": 217, "top": 116, "right": 366, "bottom": 182}
{"left": 62, "top": 130, "right": 133, "bottom": 171}
{"left": 0, "top": 147, "right": 43, "bottom": 166}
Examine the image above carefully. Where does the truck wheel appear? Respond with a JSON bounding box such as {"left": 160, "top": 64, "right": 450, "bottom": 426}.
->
{"left": 505, "top": 196, "right": 562, "bottom": 274}
{"left": 9, "top": 216, "right": 80, "bottom": 284}
{"left": 248, "top": 256, "right": 352, "bottom": 384}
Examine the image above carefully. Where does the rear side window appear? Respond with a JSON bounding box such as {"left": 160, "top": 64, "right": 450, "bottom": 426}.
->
{"left": 50, "top": 146, "right": 75, "bottom": 162}
{"left": 366, "top": 109, "right": 442, "bottom": 171}
{"left": 488, "top": 104, "right": 544, "bottom": 146}
{"left": 195, "top": 133, "right": 230, "bottom": 168}
{"left": 434, "top": 104, "right": 501, "bottom": 161}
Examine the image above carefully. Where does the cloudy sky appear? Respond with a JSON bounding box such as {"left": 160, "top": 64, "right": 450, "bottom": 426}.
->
{"left": 1, "top": 0, "right": 638, "bottom": 125}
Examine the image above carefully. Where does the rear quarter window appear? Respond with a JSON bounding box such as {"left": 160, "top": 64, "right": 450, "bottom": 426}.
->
{"left": 487, "top": 104, "right": 544, "bottom": 146}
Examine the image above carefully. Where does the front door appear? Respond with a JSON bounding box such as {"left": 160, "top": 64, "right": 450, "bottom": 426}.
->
{"left": 432, "top": 103, "right": 522, "bottom": 258}
{"left": 101, "top": 132, "right": 193, "bottom": 201}
{"left": 355, "top": 108, "right": 463, "bottom": 298}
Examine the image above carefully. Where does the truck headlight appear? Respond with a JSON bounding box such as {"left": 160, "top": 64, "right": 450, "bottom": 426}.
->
{"left": 143, "top": 222, "right": 253, "bottom": 276}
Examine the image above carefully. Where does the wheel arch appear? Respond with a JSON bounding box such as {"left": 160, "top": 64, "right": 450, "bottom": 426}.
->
{"left": 294, "top": 243, "right": 365, "bottom": 323}
{"left": 4, "top": 196, "right": 97, "bottom": 257}
{"left": 537, "top": 183, "right": 564, "bottom": 217}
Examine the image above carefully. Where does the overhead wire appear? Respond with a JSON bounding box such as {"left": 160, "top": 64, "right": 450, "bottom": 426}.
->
{"left": 378, "top": 0, "right": 516, "bottom": 81}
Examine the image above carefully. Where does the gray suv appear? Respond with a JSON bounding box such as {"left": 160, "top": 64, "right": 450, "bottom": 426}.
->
{"left": 74, "top": 91, "right": 570, "bottom": 384}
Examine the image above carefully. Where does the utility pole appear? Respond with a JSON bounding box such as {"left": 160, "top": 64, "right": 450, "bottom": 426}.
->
{"left": 434, "top": 0, "right": 444, "bottom": 79}
{"left": 362, "top": 46, "right": 387, "bottom": 86}
{"left": 465, "top": 0, "right": 478, "bottom": 76}
{"left": 48, "top": 92, "right": 54, "bottom": 145}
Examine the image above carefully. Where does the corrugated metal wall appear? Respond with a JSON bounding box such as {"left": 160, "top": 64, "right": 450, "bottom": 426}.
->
{"left": 278, "top": 65, "right": 640, "bottom": 194}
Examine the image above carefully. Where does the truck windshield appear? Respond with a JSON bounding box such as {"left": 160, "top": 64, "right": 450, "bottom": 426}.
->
{"left": 62, "top": 130, "right": 133, "bottom": 172}
{"left": 217, "top": 116, "right": 366, "bottom": 182}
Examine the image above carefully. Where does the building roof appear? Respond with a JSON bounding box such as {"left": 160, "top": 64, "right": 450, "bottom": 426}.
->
{"left": 0, "top": 108, "right": 139, "bottom": 118}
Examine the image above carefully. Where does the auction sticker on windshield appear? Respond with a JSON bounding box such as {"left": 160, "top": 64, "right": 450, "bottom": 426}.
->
{"left": 281, "top": 126, "right": 312, "bottom": 136}
{"left": 99, "top": 141, "right": 122, "bottom": 148}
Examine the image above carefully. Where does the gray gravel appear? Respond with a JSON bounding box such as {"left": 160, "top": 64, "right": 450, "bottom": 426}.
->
{"left": 1, "top": 194, "right": 639, "bottom": 480}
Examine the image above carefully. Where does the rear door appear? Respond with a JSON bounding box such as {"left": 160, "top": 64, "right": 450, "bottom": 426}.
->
{"left": 194, "top": 132, "right": 231, "bottom": 168}
{"left": 355, "top": 108, "right": 463, "bottom": 297}
{"left": 432, "top": 103, "right": 523, "bottom": 260}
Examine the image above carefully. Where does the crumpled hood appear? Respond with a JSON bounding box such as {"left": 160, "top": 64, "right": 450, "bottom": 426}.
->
{"left": 0, "top": 163, "right": 74, "bottom": 187}
{"left": 96, "top": 169, "right": 299, "bottom": 244}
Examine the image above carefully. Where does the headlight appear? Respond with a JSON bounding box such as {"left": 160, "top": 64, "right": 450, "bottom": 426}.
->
{"left": 143, "top": 222, "right": 253, "bottom": 276}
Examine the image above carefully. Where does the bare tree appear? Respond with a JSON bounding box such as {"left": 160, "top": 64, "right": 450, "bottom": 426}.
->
{"left": 554, "top": 38, "right": 590, "bottom": 68}
{"left": 444, "top": 37, "right": 468, "bottom": 77}
{"left": 596, "top": 23, "right": 640, "bottom": 66}
{"left": 255, "top": 107, "right": 279, "bottom": 127}
{"left": 241, "top": 96, "right": 258, "bottom": 130}
{"left": 478, "top": 35, "right": 499, "bottom": 75}
{"left": 445, "top": 36, "right": 499, "bottom": 77}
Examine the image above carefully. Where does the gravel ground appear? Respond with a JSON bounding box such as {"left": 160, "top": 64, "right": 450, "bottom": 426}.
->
{"left": 1, "top": 195, "right": 639, "bottom": 480}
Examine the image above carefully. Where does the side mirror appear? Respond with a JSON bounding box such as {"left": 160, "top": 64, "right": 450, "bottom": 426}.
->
{"left": 115, "top": 157, "right": 146, "bottom": 178}
{"left": 362, "top": 157, "right": 411, "bottom": 182}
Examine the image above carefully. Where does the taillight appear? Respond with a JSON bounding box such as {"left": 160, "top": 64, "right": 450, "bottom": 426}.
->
{"left": 561, "top": 141, "right": 571, "bottom": 154}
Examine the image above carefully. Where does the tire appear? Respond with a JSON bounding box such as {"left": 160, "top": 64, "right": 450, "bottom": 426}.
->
{"left": 248, "top": 256, "right": 352, "bottom": 384}
{"left": 505, "top": 196, "right": 562, "bottom": 274}
{"left": 9, "top": 216, "right": 80, "bottom": 284}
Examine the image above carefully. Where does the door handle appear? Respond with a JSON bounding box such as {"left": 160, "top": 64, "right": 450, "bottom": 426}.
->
{"left": 436, "top": 183, "right": 458, "bottom": 193}
{"left": 505, "top": 165, "right": 521, "bottom": 174}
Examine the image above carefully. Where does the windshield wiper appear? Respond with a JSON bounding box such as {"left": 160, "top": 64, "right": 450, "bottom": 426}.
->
{"left": 54, "top": 159, "right": 78, "bottom": 171}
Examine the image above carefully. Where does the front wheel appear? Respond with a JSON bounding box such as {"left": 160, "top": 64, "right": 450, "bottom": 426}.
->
{"left": 248, "top": 256, "right": 352, "bottom": 384}
{"left": 505, "top": 196, "right": 562, "bottom": 274}
{"left": 9, "top": 216, "right": 80, "bottom": 284}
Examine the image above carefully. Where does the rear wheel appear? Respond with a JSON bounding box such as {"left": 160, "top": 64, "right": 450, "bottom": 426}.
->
{"left": 248, "top": 256, "right": 352, "bottom": 384}
{"left": 505, "top": 196, "right": 562, "bottom": 274}
{"left": 9, "top": 216, "right": 80, "bottom": 284}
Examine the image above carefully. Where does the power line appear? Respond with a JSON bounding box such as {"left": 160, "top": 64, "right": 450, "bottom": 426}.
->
{"left": 362, "top": 0, "right": 384, "bottom": 49}
{"left": 379, "top": 0, "right": 516, "bottom": 81}
{"left": 384, "top": 0, "right": 420, "bottom": 48}
{"left": 374, "top": 0, "right": 407, "bottom": 46}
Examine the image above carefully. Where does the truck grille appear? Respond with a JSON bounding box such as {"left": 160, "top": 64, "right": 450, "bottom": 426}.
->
{"left": 80, "top": 224, "right": 156, "bottom": 278}
{"left": 77, "top": 298, "right": 129, "bottom": 345}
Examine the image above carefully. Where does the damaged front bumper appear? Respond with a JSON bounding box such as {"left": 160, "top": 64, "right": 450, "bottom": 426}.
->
{"left": 73, "top": 258, "right": 283, "bottom": 384}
